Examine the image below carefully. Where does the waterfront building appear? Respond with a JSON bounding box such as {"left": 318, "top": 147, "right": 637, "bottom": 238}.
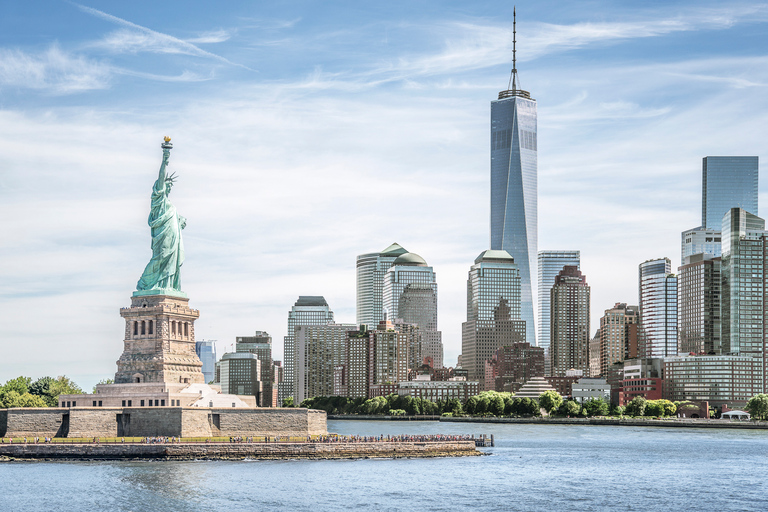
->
{"left": 572, "top": 378, "right": 611, "bottom": 403}
{"left": 195, "top": 340, "right": 217, "bottom": 384}
{"left": 514, "top": 377, "right": 558, "bottom": 399}
{"left": 721, "top": 208, "right": 766, "bottom": 360}
{"left": 681, "top": 227, "right": 722, "bottom": 262}
{"left": 545, "top": 375, "right": 580, "bottom": 397}
{"left": 383, "top": 252, "right": 443, "bottom": 368}
{"left": 461, "top": 250, "right": 526, "bottom": 389}
{"left": 217, "top": 352, "right": 262, "bottom": 402}
{"left": 663, "top": 354, "right": 763, "bottom": 408}
{"left": 279, "top": 296, "right": 335, "bottom": 405}
{"left": 638, "top": 258, "right": 678, "bottom": 358}
{"left": 484, "top": 342, "right": 544, "bottom": 393}
{"left": 236, "top": 331, "right": 274, "bottom": 406}
{"left": 618, "top": 358, "right": 663, "bottom": 406}
{"left": 678, "top": 254, "right": 721, "bottom": 355}
{"left": 588, "top": 332, "right": 601, "bottom": 377}
{"left": 599, "top": 303, "right": 640, "bottom": 377}
{"left": 538, "top": 250, "right": 580, "bottom": 373}
{"left": 702, "top": 156, "right": 759, "bottom": 230}
{"left": 490, "top": 13, "right": 537, "bottom": 346}
{"left": 550, "top": 266, "right": 590, "bottom": 377}
{"left": 294, "top": 323, "right": 358, "bottom": 404}
{"left": 356, "top": 242, "right": 408, "bottom": 329}
{"left": 397, "top": 378, "right": 479, "bottom": 402}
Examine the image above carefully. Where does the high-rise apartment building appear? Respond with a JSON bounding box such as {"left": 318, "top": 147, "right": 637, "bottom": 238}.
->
{"left": 236, "top": 331, "right": 274, "bottom": 406}
{"left": 294, "top": 323, "right": 357, "bottom": 404}
{"left": 461, "top": 250, "right": 526, "bottom": 390}
{"left": 550, "top": 266, "right": 590, "bottom": 377}
{"left": 721, "top": 208, "right": 766, "bottom": 359}
{"left": 600, "top": 303, "right": 640, "bottom": 376}
{"left": 356, "top": 242, "right": 408, "bottom": 329}
{"left": 382, "top": 252, "right": 443, "bottom": 368}
{"left": 538, "top": 250, "right": 580, "bottom": 372}
{"left": 195, "top": 340, "right": 217, "bottom": 384}
{"left": 278, "top": 296, "right": 334, "bottom": 405}
{"left": 702, "top": 156, "right": 759, "bottom": 230}
{"left": 489, "top": 13, "right": 537, "bottom": 346}
{"left": 678, "top": 254, "right": 721, "bottom": 355}
{"left": 639, "top": 258, "right": 678, "bottom": 358}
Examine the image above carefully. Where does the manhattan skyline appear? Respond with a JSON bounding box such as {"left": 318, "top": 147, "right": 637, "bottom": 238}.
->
{"left": 1, "top": 1, "right": 767, "bottom": 388}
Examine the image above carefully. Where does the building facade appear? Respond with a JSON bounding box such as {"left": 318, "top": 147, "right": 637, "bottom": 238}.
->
{"left": 279, "top": 296, "right": 335, "bottom": 405}
{"left": 550, "top": 266, "right": 590, "bottom": 377}
{"left": 195, "top": 340, "right": 217, "bottom": 384}
{"left": 236, "top": 331, "right": 274, "bottom": 406}
{"left": 702, "top": 156, "right": 759, "bottom": 230}
{"left": 356, "top": 242, "right": 408, "bottom": 329}
{"left": 484, "top": 342, "right": 544, "bottom": 393}
{"left": 461, "top": 250, "right": 526, "bottom": 389}
{"left": 382, "top": 252, "right": 443, "bottom": 368}
{"left": 638, "top": 258, "right": 678, "bottom": 358}
{"left": 538, "top": 250, "right": 580, "bottom": 373}
{"left": 294, "top": 323, "right": 358, "bottom": 404}
{"left": 678, "top": 254, "right": 721, "bottom": 355}
{"left": 217, "top": 352, "right": 262, "bottom": 402}
{"left": 681, "top": 227, "right": 722, "bottom": 262}
{"left": 663, "top": 355, "right": 763, "bottom": 408}
{"left": 599, "top": 303, "right": 640, "bottom": 377}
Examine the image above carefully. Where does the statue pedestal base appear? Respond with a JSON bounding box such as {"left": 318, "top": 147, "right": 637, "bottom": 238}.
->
{"left": 115, "top": 294, "right": 204, "bottom": 385}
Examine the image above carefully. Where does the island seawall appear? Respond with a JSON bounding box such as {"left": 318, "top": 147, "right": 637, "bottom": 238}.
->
{"left": 0, "top": 441, "right": 482, "bottom": 460}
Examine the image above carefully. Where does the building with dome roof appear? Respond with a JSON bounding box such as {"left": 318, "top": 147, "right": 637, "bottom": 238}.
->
{"left": 356, "top": 242, "right": 408, "bottom": 329}
{"left": 383, "top": 252, "right": 443, "bottom": 368}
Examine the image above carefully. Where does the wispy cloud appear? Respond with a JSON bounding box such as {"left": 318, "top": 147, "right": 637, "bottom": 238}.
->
{"left": 74, "top": 2, "right": 251, "bottom": 70}
{"left": 0, "top": 43, "right": 111, "bottom": 93}
{"left": 185, "top": 29, "right": 234, "bottom": 44}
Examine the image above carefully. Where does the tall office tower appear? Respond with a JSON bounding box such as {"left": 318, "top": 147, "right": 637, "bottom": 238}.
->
{"left": 382, "top": 252, "right": 443, "bottom": 368}
{"left": 372, "top": 319, "right": 411, "bottom": 386}
{"left": 278, "top": 296, "right": 334, "bottom": 405}
{"left": 490, "top": 11, "right": 537, "bottom": 346}
{"left": 236, "top": 331, "right": 274, "bottom": 406}
{"left": 195, "top": 340, "right": 217, "bottom": 384}
{"left": 678, "top": 254, "right": 721, "bottom": 355}
{"left": 294, "top": 323, "right": 358, "bottom": 403}
{"left": 639, "top": 258, "right": 678, "bottom": 358}
{"left": 721, "top": 208, "right": 766, "bottom": 359}
{"left": 681, "top": 227, "right": 722, "bottom": 262}
{"left": 356, "top": 242, "right": 408, "bottom": 329}
{"left": 461, "top": 250, "right": 526, "bottom": 390}
{"left": 537, "top": 250, "right": 580, "bottom": 373}
{"left": 702, "top": 156, "right": 759, "bottom": 229}
{"left": 599, "top": 303, "right": 640, "bottom": 376}
{"left": 550, "top": 266, "right": 590, "bottom": 377}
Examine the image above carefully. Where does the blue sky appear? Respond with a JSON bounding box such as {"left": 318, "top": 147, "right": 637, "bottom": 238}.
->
{"left": 1, "top": 1, "right": 767, "bottom": 389}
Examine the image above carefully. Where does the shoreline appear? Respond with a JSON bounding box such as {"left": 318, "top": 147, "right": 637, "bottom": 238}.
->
{"left": 0, "top": 440, "right": 482, "bottom": 461}
{"left": 329, "top": 415, "right": 768, "bottom": 429}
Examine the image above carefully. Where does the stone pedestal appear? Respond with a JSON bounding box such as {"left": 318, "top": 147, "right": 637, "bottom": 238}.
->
{"left": 115, "top": 294, "right": 204, "bottom": 385}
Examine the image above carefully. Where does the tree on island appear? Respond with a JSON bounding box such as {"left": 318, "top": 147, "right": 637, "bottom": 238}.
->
{"left": 558, "top": 399, "right": 582, "bottom": 417}
{"left": 746, "top": 394, "right": 768, "bottom": 420}
{"left": 624, "top": 396, "right": 647, "bottom": 417}
{"left": 282, "top": 396, "right": 295, "bottom": 408}
{"left": 538, "top": 390, "right": 562, "bottom": 415}
{"left": 582, "top": 398, "right": 609, "bottom": 417}
{"left": 0, "top": 375, "right": 83, "bottom": 408}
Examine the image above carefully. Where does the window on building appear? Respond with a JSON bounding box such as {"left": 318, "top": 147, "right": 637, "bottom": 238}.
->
{"left": 128, "top": 400, "right": 132, "bottom": 407}
{"left": 184, "top": 323, "right": 189, "bottom": 337}
{"left": 93, "top": 401, "right": 96, "bottom": 407}
{"left": 161, "top": 400, "right": 165, "bottom": 406}
{"left": 148, "top": 320, "right": 153, "bottom": 335}
{"left": 133, "top": 322, "right": 138, "bottom": 336}
{"left": 141, "top": 321, "right": 146, "bottom": 335}
{"left": 122, "top": 400, "right": 126, "bottom": 407}
{"left": 141, "top": 400, "right": 145, "bottom": 406}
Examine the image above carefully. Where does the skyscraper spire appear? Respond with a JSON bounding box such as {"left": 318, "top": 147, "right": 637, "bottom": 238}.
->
{"left": 500, "top": 7, "right": 531, "bottom": 99}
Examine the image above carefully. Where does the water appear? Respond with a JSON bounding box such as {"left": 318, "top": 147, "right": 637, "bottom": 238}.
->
{"left": 2, "top": 420, "right": 767, "bottom": 511}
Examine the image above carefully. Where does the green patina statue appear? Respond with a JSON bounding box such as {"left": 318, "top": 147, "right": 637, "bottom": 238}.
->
{"left": 134, "top": 137, "right": 187, "bottom": 297}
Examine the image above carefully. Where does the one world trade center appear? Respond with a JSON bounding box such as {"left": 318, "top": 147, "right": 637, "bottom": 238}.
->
{"left": 490, "top": 10, "right": 537, "bottom": 345}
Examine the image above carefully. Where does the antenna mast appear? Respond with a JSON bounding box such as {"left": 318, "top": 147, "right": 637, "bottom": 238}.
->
{"left": 500, "top": 7, "right": 531, "bottom": 100}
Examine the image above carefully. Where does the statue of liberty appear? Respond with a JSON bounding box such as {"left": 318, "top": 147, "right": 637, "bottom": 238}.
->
{"left": 134, "top": 137, "right": 187, "bottom": 297}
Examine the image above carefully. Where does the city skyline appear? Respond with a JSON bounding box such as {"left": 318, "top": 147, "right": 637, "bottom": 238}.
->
{"left": 1, "top": 1, "right": 768, "bottom": 388}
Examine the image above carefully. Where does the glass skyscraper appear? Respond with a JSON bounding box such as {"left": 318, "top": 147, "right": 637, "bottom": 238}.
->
{"left": 356, "top": 242, "right": 408, "bottom": 329}
{"left": 638, "top": 258, "right": 678, "bottom": 358}
{"left": 490, "top": 33, "right": 537, "bottom": 346}
{"left": 702, "top": 156, "right": 758, "bottom": 230}
{"left": 278, "top": 296, "right": 334, "bottom": 405}
{"left": 537, "top": 250, "right": 580, "bottom": 372}
{"left": 382, "top": 252, "right": 443, "bottom": 368}
{"left": 461, "top": 249, "right": 525, "bottom": 389}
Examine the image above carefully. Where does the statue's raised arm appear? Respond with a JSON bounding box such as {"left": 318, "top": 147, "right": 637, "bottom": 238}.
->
{"left": 134, "top": 137, "right": 187, "bottom": 298}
